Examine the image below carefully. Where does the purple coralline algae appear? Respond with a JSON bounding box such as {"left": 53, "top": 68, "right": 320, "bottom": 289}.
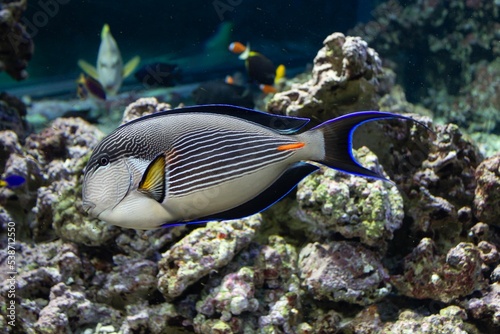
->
{"left": 465, "top": 282, "right": 500, "bottom": 327}
{"left": 35, "top": 282, "right": 121, "bottom": 334}
{"left": 391, "top": 238, "right": 486, "bottom": 303}
{"left": 299, "top": 241, "right": 391, "bottom": 305}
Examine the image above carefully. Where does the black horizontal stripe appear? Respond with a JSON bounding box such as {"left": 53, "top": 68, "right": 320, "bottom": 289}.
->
{"left": 167, "top": 128, "right": 296, "bottom": 197}
{"left": 168, "top": 150, "right": 293, "bottom": 196}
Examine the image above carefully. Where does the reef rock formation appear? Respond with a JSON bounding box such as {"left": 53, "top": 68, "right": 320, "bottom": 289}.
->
{"left": 294, "top": 146, "right": 404, "bottom": 250}
{"left": 0, "top": 92, "right": 30, "bottom": 140}
{"left": 391, "top": 238, "right": 486, "bottom": 303}
{"left": 299, "top": 241, "right": 391, "bottom": 305}
{"left": 474, "top": 154, "right": 500, "bottom": 226}
{"left": 267, "top": 32, "right": 387, "bottom": 121}
{"left": 349, "top": 0, "right": 500, "bottom": 135}
{"left": 158, "top": 216, "right": 261, "bottom": 300}
{"left": 0, "top": 0, "right": 33, "bottom": 80}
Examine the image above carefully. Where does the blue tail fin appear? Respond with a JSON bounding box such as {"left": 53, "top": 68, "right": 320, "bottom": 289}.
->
{"left": 311, "top": 111, "right": 421, "bottom": 180}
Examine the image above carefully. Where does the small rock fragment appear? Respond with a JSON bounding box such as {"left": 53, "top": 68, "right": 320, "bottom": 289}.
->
{"left": 299, "top": 241, "right": 391, "bottom": 305}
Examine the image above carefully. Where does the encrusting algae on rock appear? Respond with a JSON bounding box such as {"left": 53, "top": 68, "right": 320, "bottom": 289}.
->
{"left": 294, "top": 146, "right": 404, "bottom": 249}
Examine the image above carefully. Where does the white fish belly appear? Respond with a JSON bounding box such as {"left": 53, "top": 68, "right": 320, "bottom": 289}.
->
{"left": 162, "top": 159, "right": 292, "bottom": 222}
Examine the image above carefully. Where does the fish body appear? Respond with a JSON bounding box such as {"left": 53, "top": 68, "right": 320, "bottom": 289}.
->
{"left": 134, "top": 62, "right": 181, "bottom": 88}
{"left": 82, "top": 105, "right": 418, "bottom": 230}
{"left": 229, "top": 42, "right": 285, "bottom": 93}
{"left": 192, "top": 79, "right": 254, "bottom": 108}
{"left": 77, "top": 73, "right": 106, "bottom": 100}
{"left": 0, "top": 175, "right": 25, "bottom": 188}
{"left": 78, "top": 24, "right": 140, "bottom": 95}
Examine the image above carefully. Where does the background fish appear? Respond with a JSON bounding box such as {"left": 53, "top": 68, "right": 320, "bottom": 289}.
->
{"left": 229, "top": 42, "right": 285, "bottom": 93}
{"left": 134, "top": 62, "right": 182, "bottom": 88}
{"left": 77, "top": 24, "right": 140, "bottom": 95}
{"left": 0, "top": 174, "right": 26, "bottom": 188}
{"left": 192, "top": 79, "right": 254, "bottom": 108}
{"left": 76, "top": 73, "right": 106, "bottom": 100}
{"left": 82, "top": 105, "right": 419, "bottom": 230}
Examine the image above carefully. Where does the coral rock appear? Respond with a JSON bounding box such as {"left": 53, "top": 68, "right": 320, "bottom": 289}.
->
{"left": 157, "top": 215, "right": 261, "bottom": 299}
{"left": 0, "top": 0, "right": 33, "bottom": 80}
{"left": 120, "top": 302, "right": 178, "bottom": 334}
{"left": 464, "top": 282, "right": 500, "bottom": 327}
{"left": 474, "top": 154, "right": 500, "bottom": 226}
{"left": 267, "top": 32, "right": 384, "bottom": 120}
{"left": 35, "top": 283, "right": 120, "bottom": 334}
{"left": 391, "top": 238, "right": 486, "bottom": 303}
{"left": 384, "top": 306, "right": 479, "bottom": 334}
{"left": 96, "top": 257, "right": 158, "bottom": 307}
{"left": 294, "top": 147, "right": 404, "bottom": 249}
{"left": 298, "top": 241, "right": 391, "bottom": 305}
{"left": 0, "top": 93, "right": 30, "bottom": 139}
{"left": 121, "top": 97, "right": 171, "bottom": 125}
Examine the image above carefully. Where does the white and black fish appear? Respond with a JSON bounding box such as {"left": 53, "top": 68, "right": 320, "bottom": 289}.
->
{"left": 78, "top": 24, "right": 140, "bottom": 96}
{"left": 82, "top": 105, "right": 419, "bottom": 230}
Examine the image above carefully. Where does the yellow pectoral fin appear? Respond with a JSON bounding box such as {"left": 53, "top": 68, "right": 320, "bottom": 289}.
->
{"left": 77, "top": 60, "right": 99, "bottom": 79}
{"left": 123, "top": 56, "right": 141, "bottom": 78}
{"left": 138, "top": 154, "right": 166, "bottom": 202}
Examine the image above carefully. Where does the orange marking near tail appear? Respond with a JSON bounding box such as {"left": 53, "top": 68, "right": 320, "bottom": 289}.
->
{"left": 277, "top": 142, "right": 305, "bottom": 151}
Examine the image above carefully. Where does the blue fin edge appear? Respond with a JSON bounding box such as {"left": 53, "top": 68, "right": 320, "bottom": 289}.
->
{"left": 119, "top": 104, "right": 310, "bottom": 134}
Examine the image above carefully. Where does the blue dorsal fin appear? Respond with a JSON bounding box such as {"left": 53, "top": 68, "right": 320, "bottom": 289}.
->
{"left": 161, "top": 162, "right": 319, "bottom": 228}
{"left": 119, "top": 104, "right": 310, "bottom": 134}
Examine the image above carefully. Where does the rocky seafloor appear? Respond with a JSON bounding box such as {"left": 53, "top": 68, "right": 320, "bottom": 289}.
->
{"left": 1, "top": 23, "right": 500, "bottom": 334}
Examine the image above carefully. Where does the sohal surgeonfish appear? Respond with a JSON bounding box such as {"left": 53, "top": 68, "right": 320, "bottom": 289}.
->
{"left": 78, "top": 24, "right": 140, "bottom": 96}
{"left": 82, "top": 105, "right": 422, "bottom": 230}
{"left": 229, "top": 42, "right": 285, "bottom": 94}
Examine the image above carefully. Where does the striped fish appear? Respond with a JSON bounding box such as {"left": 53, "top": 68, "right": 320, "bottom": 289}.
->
{"left": 82, "top": 104, "right": 418, "bottom": 229}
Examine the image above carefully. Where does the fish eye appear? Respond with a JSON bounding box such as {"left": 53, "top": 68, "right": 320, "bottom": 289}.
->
{"left": 98, "top": 156, "right": 110, "bottom": 166}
